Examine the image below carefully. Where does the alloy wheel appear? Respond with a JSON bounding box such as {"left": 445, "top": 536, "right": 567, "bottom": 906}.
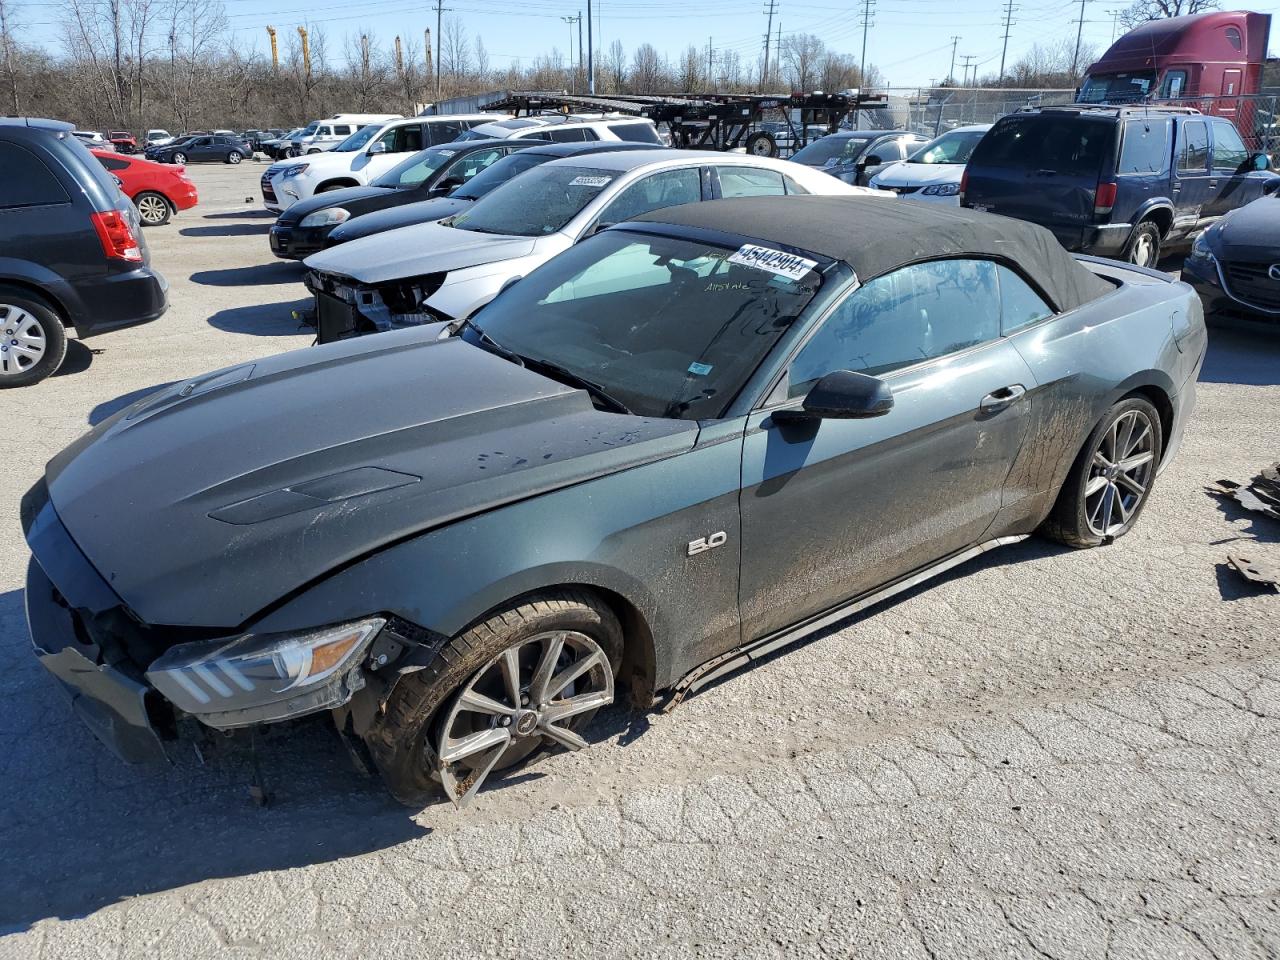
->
{"left": 137, "top": 194, "right": 169, "bottom": 224}
{"left": 172, "top": 152, "right": 186, "bottom": 164}
{"left": 1084, "top": 409, "right": 1156, "bottom": 537}
{"left": 1131, "top": 233, "right": 1156, "bottom": 267}
{"left": 0, "top": 305, "right": 47, "bottom": 377}
{"left": 433, "top": 630, "right": 614, "bottom": 807}
{"left": 228, "top": 151, "right": 241, "bottom": 164}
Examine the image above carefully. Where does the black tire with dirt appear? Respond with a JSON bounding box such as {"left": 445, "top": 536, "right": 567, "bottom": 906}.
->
{"left": 1123, "top": 219, "right": 1161, "bottom": 268}
{"left": 1040, "top": 396, "right": 1163, "bottom": 549}
{"left": 0, "top": 286, "right": 68, "bottom": 388}
{"left": 744, "top": 131, "right": 779, "bottom": 157}
{"left": 365, "top": 589, "right": 623, "bottom": 806}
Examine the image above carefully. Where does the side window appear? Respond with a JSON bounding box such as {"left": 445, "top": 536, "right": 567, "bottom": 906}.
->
{"left": 1160, "top": 70, "right": 1187, "bottom": 98}
{"left": 580, "top": 128, "right": 600, "bottom": 141}
{"left": 607, "top": 122, "right": 662, "bottom": 144}
{"left": 451, "top": 147, "right": 504, "bottom": 183}
{"left": 97, "top": 155, "right": 129, "bottom": 171}
{"left": 0, "top": 142, "right": 70, "bottom": 208}
{"left": 394, "top": 124, "right": 425, "bottom": 152}
{"left": 376, "top": 126, "right": 399, "bottom": 151}
{"left": 317, "top": 126, "right": 332, "bottom": 138}
{"left": 1211, "top": 120, "right": 1249, "bottom": 174}
{"left": 549, "top": 127, "right": 588, "bottom": 143}
{"left": 787, "top": 259, "right": 1001, "bottom": 395}
{"left": 334, "top": 125, "right": 352, "bottom": 136}
{"left": 783, "top": 174, "right": 810, "bottom": 195}
{"left": 718, "top": 166, "right": 785, "bottom": 198}
{"left": 1118, "top": 119, "right": 1170, "bottom": 175}
{"left": 426, "top": 121, "right": 463, "bottom": 145}
{"left": 1177, "top": 120, "right": 1209, "bottom": 174}
{"left": 997, "top": 265, "right": 1054, "bottom": 334}
{"left": 595, "top": 167, "right": 702, "bottom": 226}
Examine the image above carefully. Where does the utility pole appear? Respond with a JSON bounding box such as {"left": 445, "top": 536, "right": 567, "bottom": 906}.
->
{"left": 432, "top": 0, "right": 452, "bottom": 100}
{"left": 959, "top": 54, "right": 976, "bottom": 87}
{"left": 587, "top": 0, "right": 594, "bottom": 93}
{"left": 707, "top": 36, "right": 713, "bottom": 89}
{"left": 577, "top": 11, "right": 584, "bottom": 90}
{"left": 775, "top": 18, "right": 782, "bottom": 88}
{"left": 424, "top": 28, "right": 432, "bottom": 81}
{"left": 859, "top": 0, "right": 875, "bottom": 87}
{"left": 1071, "top": 0, "right": 1087, "bottom": 78}
{"left": 297, "top": 26, "right": 311, "bottom": 82}
{"left": 1105, "top": 6, "right": 1121, "bottom": 42}
{"left": 947, "top": 35, "right": 959, "bottom": 86}
{"left": 561, "top": 14, "right": 578, "bottom": 92}
{"left": 761, "top": 0, "right": 777, "bottom": 88}
{"left": 993, "top": 0, "right": 1013, "bottom": 80}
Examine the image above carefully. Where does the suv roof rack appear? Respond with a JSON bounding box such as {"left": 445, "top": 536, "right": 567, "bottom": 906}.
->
{"left": 1035, "top": 104, "right": 1203, "bottom": 117}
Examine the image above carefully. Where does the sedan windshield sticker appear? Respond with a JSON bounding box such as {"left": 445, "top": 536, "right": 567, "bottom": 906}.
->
{"left": 727, "top": 244, "right": 817, "bottom": 280}
{"left": 570, "top": 175, "right": 613, "bottom": 187}
{"left": 687, "top": 361, "right": 714, "bottom": 376}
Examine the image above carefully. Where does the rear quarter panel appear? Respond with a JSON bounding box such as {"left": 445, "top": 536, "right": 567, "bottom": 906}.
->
{"left": 995, "top": 264, "right": 1196, "bottom": 533}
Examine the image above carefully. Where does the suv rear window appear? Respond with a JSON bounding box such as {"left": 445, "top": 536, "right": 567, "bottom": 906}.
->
{"left": 0, "top": 141, "right": 70, "bottom": 208}
{"left": 971, "top": 115, "right": 1116, "bottom": 178}
{"left": 607, "top": 123, "right": 662, "bottom": 144}
{"left": 1118, "top": 119, "right": 1170, "bottom": 175}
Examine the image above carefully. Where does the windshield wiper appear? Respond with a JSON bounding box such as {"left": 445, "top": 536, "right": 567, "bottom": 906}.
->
{"left": 519, "top": 356, "right": 632, "bottom": 415}
{"left": 454, "top": 318, "right": 526, "bottom": 367}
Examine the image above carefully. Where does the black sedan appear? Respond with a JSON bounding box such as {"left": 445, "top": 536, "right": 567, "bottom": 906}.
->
{"left": 269, "top": 139, "right": 532, "bottom": 260}
{"left": 323, "top": 140, "right": 661, "bottom": 250}
{"left": 790, "top": 130, "right": 927, "bottom": 186}
{"left": 145, "top": 134, "right": 252, "bottom": 165}
{"left": 1182, "top": 183, "right": 1280, "bottom": 324}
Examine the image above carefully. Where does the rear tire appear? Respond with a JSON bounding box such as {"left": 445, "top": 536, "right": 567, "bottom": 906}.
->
{"left": 1124, "top": 220, "right": 1161, "bottom": 268}
{"left": 1040, "top": 396, "right": 1162, "bottom": 548}
{"left": 365, "top": 589, "right": 623, "bottom": 807}
{"left": 227, "top": 151, "right": 242, "bottom": 164}
{"left": 745, "top": 131, "right": 779, "bottom": 157}
{"left": 0, "top": 287, "right": 68, "bottom": 388}
{"left": 135, "top": 191, "right": 172, "bottom": 225}
{"left": 171, "top": 151, "right": 186, "bottom": 165}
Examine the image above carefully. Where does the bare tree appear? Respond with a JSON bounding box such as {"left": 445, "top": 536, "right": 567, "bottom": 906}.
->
{"left": 630, "top": 42, "right": 662, "bottom": 91}
{"left": 0, "top": 0, "right": 20, "bottom": 112}
{"left": 473, "top": 34, "right": 488, "bottom": 86}
{"left": 440, "top": 14, "right": 470, "bottom": 95}
{"left": 1120, "top": 0, "right": 1217, "bottom": 29}
{"left": 782, "top": 33, "right": 824, "bottom": 92}
{"left": 677, "top": 44, "right": 700, "bottom": 91}
{"left": 607, "top": 39, "right": 625, "bottom": 92}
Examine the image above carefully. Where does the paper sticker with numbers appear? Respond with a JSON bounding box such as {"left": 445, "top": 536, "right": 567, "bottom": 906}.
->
{"left": 570, "top": 175, "right": 613, "bottom": 187}
{"left": 726, "top": 245, "right": 818, "bottom": 280}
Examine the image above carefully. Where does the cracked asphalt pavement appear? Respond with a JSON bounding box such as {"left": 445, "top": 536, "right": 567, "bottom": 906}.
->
{"left": 2, "top": 164, "right": 1278, "bottom": 959}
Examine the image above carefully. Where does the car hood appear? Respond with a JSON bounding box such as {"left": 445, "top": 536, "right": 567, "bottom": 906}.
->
{"left": 327, "top": 197, "right": 474, "bottom": 246}
{"left": 305, "top": 221, "right": 539, "bottom": 283}
{"left": 277, "top": 184, "right": 390, "bottom": 225}
{"left": 42, "top": 328, "right": 697, "bottom": 629}
{"left": 1213, "top": 195, "right": 1280, "bottom": 258}
{"left": 871, "top": 162, "right": 961, "bottom": 188}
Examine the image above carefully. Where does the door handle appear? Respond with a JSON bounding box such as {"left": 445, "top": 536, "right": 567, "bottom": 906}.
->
{"left": 980, "top": 384, "right": 1026, "bottom": 413}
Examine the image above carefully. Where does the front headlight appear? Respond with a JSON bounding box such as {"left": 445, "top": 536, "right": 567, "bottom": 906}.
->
{"left": 1189, "top": 233, "right": 1212, "bottom": 261}
{"left": 281, "top": 163, "right": 310, "bottom": 179}
{"left": 923, "top": 183, "right": 960, "bottom": 196}
{"left": 300, "top": 207, "right": 351, "bottom": 228}
{"left": 146, "top": 617, "right": 386, "bottom": 727}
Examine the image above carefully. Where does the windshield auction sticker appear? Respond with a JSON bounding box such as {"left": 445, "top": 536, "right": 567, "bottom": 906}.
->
{"left": 570, "top": 175, "right": 613, "bottom": 187}
{"left": 727, "top": 245, "right": 817, "bottom": 280}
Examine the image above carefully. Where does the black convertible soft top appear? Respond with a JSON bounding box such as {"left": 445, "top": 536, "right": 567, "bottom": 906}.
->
{"left": 633, "top": 195, "right": 1113, "bottom": 314}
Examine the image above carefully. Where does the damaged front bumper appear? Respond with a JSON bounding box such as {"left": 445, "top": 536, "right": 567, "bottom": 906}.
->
{"left": 23, "top": 484, "right": 393, "bottom": 762}
{"left": 306, "top": 269, "right": 449, "bottom": 344}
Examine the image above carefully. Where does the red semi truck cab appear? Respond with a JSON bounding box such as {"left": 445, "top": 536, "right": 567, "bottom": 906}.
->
{"left": 1079, "top": 11, "right": 1271, "bottom": 111}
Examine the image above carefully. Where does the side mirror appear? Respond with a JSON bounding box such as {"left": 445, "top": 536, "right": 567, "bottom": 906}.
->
{"left": 861, "top": 154, "right": 882, "bottom": 167}
{"left": 1252, "top": 152, "right": 1271, "bottom": 172}
{"left": 433, "top": 176, "right": 464, "bottom": 195}
{"left": 367, "top": 142, "right": 387, "bottom": 155}
{"left": 773, "top": 370, "right": 894, "bottom": 423}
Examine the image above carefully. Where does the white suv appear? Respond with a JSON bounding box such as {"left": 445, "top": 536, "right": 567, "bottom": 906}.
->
{"left": 456, "top": 116, "right": 663, "bottom": 145}
{"left": 290, "top": 114, "right": 403, "bottom": 155}
{"left": 261, "top": 114, "right": 502, "bottom": 213}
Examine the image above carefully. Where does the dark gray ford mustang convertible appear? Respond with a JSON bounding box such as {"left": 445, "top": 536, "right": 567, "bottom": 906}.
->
{"left": 22, "top": 197, "right": 1206, "bottom": 806}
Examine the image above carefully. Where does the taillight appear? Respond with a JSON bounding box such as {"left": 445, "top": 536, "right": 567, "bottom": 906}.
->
{"left": 90, "top": 210, "right": 143, "bottom": 262}
{"left": 1094, "top": 180, "right": 1117, "bottom": 216}
{"left": 959, "top": 169, "right": 969, "bottom": 204}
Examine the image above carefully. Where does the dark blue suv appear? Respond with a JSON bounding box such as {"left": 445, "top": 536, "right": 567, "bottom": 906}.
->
{"left": 961, "top": 105, "right": 1277, "bottom": 267}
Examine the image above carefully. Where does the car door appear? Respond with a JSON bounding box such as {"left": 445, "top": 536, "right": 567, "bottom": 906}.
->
{"left": 1171, "top": 118, "right": 1212, "bottom": 235}
{"left": 1204, "top": 118, "right": 1263, "bottom": 219}
{"left": 424, "top": 120, "right": 464, "bottom": 146}
{"left": 737, "top": 258, "right": 1037, "bottom": 640}
{"left": 426, "top": 146, "right": 507, "bottom": 197}
{"left": 189, "top": 137, "right": 213, "bottom": 160}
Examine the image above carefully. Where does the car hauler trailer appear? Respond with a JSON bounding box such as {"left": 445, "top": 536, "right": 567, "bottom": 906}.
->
{"left": 481, "top": 90, "right": 889, "bottom": 157}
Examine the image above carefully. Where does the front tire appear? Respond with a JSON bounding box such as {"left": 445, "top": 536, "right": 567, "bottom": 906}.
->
{"left": 171, "top": 151, "right": 187, "bottom": 165}
{"left": 0, "top": 288, "right": 68, "bottom": 387}
{"left": 1124, "top": 220, "right": 1161, "bottom": 268}
{"left": 1041, "top": 396, "right": 1162, "bottom": 548}
{"left": 365, "top": 590, "right": 622, "bottom": 807}
{"left": 135, "top": 191, "right": 172, "bottom": 225}
{"left": 744, "top": 131, "right": 779, "bottom": 157}
{"left": 227, "top": 151, "right": 242, "bottom": 164}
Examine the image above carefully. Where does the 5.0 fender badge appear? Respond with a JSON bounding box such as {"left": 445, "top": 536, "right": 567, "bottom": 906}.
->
{"left": 687, "top": 532, "right": 728, "bottom": 556}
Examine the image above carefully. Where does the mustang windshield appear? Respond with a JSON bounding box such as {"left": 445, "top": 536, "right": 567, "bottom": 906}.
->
{"left": 465, "top": 230, "right": 823, "bottom": 419}
{"left": 451, "top": 164, "right": 615, "bottom": 236}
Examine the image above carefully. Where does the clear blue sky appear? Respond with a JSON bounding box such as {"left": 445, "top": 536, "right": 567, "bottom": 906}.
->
{"left": 16, "top": 0, "right": 1280, "bottom": 88}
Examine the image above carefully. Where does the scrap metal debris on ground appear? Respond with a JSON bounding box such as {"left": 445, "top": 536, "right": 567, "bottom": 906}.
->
{"left": 1208, "top": 462, "right": 1280, "bottom": 591}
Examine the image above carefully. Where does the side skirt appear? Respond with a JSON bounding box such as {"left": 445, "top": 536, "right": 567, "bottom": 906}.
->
{"left": 663, "top": 535, "right": 1029, "bottom": 711}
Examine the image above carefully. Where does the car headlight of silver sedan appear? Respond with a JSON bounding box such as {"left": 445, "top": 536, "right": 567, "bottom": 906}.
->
{"left": 300, "top": 207, "right": 351, "bottom": 228}
{"left": 146, "top": 617, "right": 386, "bottom": 727}
{"left": 922, "top": 183, "right": 960, "bottom": 196}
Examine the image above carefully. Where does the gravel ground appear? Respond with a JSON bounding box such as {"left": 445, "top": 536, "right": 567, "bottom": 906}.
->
{"left": 2, "top": 162, "right": 1278, "bottom": 959}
